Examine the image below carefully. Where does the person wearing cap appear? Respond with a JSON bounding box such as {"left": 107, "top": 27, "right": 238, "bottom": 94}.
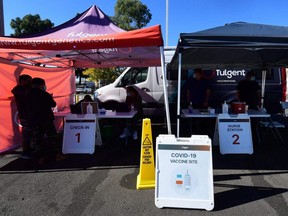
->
{"left": 236, "top": 70, "right": 261, "bottom": 110}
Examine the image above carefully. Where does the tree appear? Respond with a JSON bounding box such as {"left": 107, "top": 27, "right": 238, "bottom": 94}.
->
{"left": 75, "top": 68, "right": 89, "bottom": 85}
{"left": 83, "top": 67, "right": 123, "bottom": 87}
{"left": 89, "top": 0, "right": 151, "bottom": 84}
{"left": 112, "top": 0, "right": 152, "bottom": 30}
{"left": 10, "top": 14, "right": 54, "bottom": 36}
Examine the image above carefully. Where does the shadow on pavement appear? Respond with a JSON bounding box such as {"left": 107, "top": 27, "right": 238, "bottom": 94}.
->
{"left": 0, "top": 137, "right": 141, "bottom": 173}
{"left": 213, "top": 183, "right": 288, "bottom": 211}
{"left": 1, "top": 122, "right": 288, "bottom": 172}
{"left": 1, "top": 122, "right": 288, "bottom": 213}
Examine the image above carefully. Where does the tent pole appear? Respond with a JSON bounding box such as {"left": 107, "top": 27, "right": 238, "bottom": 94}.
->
{"left": 160, "top": 46, "right": 172, "bottom": 134}
{"left": 176, "top": 50, "right": 182, "bottom": 138}
{"left": 261, "top": 69, "right": 267, "bottom": 108}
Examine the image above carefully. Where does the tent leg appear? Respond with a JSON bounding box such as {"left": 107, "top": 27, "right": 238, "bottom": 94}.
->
{"left": 160, "top": 46, "right": 172, "bottom": 134}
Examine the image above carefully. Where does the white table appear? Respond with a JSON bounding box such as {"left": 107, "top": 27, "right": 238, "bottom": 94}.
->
{"left": 97, "top": 110, "right": 138, "bottom": 146}
{"left": 181, "top": 109, "right": 271, "bottom": 148}
{"left": 54, "top": 110, "right": 71, "bottom": 118}
{"left": 96, "top": 110, "right": 137, "bottom": 119}
{"left": 54, "top": 110, "right": 137, "bottom": 119}
{"left": 58, "top": 110, "right": 138, "bottom": 148}
{"left": 96, "top": 110, "right": 138, "bottom": 147}
{"left": 181, "top": 109, "right": 217, "bottom": 118}
{"left": 181, "top": 109, "right": 270, "bottom": 118}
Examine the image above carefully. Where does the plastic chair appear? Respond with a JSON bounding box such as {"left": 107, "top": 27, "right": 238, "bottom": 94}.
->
{"left": 280, "top": 101, "right": 288, "bottom": 118}
{"left": 259, "top": 102, "right": 288, "bottom": 145}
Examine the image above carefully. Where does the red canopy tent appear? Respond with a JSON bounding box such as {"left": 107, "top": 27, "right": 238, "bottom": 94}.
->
{"left": 0, "top": 5, "right": 163, "bottom": 68}
{"left": 0, "top": 59, "right": 75, "bottom": 153}
{"left": 0, "top": 5, "right": 167, "bottom": 152}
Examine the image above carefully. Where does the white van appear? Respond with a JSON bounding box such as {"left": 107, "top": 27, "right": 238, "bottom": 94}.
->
{"left": 94, "top": 47, "right": 176, "bottom": 110}
{"left": 95, "top": 45, "right": 287, "bottom": 115}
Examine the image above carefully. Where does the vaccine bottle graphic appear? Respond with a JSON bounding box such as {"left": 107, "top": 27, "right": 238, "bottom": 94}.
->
{"left": 175, "top": 174, "right": 183, "bottom": 188}
{"left": 184, "top": 170, "right": 191, "bottom": 191}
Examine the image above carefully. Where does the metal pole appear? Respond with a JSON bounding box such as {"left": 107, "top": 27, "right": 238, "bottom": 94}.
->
{"left": 160, "top": 46, "right": 172, "bottom": 134}
{"left": 261, "top": 69, "right": 266, "bottom": 108}
{"left": 176, "top": 51, "right": 182, "bottom": 137}
{"left": 0, "top": 0, "right": 4, "bottom": 36}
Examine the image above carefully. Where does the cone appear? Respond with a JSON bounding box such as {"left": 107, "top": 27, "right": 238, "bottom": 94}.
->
{"left": 136, "top": 118, "right": 155, "bottom": 189}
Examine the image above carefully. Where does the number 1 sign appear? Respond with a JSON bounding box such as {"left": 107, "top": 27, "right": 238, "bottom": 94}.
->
{"left": 217, "top": 114, "right": 253, "bottom": 154}
{"left": 62, "top": 114, "right": 96, "bottom": 154}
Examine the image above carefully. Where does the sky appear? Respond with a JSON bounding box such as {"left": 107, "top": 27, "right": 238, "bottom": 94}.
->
{"left": 3, "top": 0, "right": 288, "bottom": 46}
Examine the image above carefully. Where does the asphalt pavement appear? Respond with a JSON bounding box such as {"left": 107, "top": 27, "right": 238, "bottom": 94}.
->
{"left": 1, "top": 123, "right": 288, "bottom": 216}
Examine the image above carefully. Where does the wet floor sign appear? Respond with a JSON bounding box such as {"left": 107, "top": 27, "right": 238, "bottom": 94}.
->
{"left": 136, "top": 118, "right": 155, "bottom": 189}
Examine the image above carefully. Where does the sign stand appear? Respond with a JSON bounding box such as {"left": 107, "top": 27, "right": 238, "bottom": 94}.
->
{"left": 62, "top": 114, "right": 96, "bottom": 154}
{"left": 95, "top": 118, "right": 102, "bottom": 146}
{"left": 155, "top": 134, "right": 214, "bottom": 211}
{"left": 217, "top": 114, "right": 253, "bottom": 154}
{"left": 137, "top": 118, "right": 155, "bottom": 189}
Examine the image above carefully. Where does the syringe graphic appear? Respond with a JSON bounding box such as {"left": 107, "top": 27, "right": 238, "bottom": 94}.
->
{"left": 184, "top": 170, "right": 191, "bottom": 191}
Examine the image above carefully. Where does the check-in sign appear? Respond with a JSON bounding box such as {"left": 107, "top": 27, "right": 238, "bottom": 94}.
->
{"left": 62, "top": 114, "right": 96, "bottom": 154}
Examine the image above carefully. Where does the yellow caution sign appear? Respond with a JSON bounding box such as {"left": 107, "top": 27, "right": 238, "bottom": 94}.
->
{"left": 136, "top": 118, "right": 155, "bottom": 189}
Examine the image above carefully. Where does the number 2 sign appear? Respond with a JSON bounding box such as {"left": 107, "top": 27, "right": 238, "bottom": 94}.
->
{"left": 62, "top": 114, "right": 96, "bottom": 154}
{"left": 217, "top": 114, "right": 253, "bottom": 154}
{"left": 232, "top": 134, "right": 240, "bottom": 144}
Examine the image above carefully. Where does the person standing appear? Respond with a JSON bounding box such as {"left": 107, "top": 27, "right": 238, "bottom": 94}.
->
{"left": 119, "top": 85, "right": 143, "bottom": 140}
{"left": 185, "top": 68, "right": 212, "bottom": 135}
{"left": 187, "top": 68, "right": 211, "bottom": 109}
{"left": 236, "top": 70, "right": 261, "bottom": 110}
{"left": 26, "top": 77, "right": 64, "bottom": 164}
{"left": 11, "top": 74, "right": 33, "bottom": 159}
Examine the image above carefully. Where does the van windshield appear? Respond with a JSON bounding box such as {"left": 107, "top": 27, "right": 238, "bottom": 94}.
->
{"left": 117, "top": 68, "right": 148, "bottom": 87}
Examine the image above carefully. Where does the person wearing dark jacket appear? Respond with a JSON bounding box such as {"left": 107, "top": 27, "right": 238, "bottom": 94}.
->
{"left": 11, "top": 74, "right": 33, "bottom": 159}
{"left": 26, "top": 77, "right": 65, "bottom": 164}
{"left": 237, "top": 70, "right": 261, "bottom": 110}
{"left": 187, "top": 68, "right": 211, "bottom": 109}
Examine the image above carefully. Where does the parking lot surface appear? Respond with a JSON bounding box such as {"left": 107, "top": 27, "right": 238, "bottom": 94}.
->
{"left": 1, "top": 124, "right": 288, "bottom": 216}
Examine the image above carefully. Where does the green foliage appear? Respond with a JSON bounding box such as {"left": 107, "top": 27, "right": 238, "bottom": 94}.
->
{"left": 10, "top": 14, "right": 54, "bottom": 36}
{"left": 83, "top": 67, "right": 123, "bottom": 86}
{"left": 112, "top": 0, "right": 152, "bottom": 30}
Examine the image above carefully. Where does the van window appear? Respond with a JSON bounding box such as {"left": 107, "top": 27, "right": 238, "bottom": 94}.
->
{"left": 254, "top": 68, "right": 281, "bottom": 84}
{"left": 135, "top": 69, "right": 148, "bottom": 83}
{"left": 117, "top": 67, "right": 148, "bottom": 87}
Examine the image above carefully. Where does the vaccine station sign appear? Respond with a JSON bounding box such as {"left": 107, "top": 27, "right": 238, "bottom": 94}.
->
{"left": 217, "top": 114, "right": 253, "bottom": 154}
{"left": 155, "top": 135, "right": 214, "bottom": 211}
